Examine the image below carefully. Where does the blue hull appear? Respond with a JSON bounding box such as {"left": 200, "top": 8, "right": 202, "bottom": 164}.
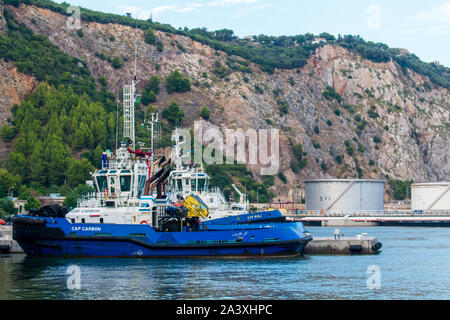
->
{"left": 13, "top": 216, "right": 311, "bottom": 258}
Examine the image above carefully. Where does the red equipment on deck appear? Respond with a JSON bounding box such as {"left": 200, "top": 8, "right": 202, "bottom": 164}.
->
{"left": 127, "top": 148, "right": 152, "bottom": 158}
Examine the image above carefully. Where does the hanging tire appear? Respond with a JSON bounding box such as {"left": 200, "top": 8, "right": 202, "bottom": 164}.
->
{"left": 372, "top": 242, "right": 382, "bottom": 252}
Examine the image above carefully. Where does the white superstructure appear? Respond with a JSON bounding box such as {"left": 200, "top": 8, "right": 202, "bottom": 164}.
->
{"left": 66, "top": 79, "right": 170, "bottom": 226}
{"left": 66, "top": 88, "right": 250, "bottom": 226}
{"left": 167, "top": 129, "right": 249, "bottom": 220}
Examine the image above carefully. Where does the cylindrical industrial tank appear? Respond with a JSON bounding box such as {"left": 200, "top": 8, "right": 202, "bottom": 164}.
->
{"left": 411, "top": 182, "right": 450, "bottom": 211}
{"left": 305, "top": 179, "right": 385, "bottom": 212}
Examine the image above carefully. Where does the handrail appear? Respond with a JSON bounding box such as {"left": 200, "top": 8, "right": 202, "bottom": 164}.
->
{"left": 287, "top": 209, "right": 450, "bottom": 217}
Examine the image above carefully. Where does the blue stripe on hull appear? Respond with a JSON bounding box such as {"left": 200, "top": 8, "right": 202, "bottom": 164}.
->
{"left": 18, "top": 239, "right": 308, "bottom": 257}
{"left": 13, "top": 216, "right": 311, "bottom": 258}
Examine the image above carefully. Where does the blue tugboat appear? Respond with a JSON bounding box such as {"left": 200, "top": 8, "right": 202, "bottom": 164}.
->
{"left": 12, "top": 70, "right": 312, "bottom": 258}
{"left": 12, "top": 204, "right": 311, "bottom": 258}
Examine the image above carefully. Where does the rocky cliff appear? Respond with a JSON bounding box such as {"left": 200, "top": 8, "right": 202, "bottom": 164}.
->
{"left": 2, "top": 4, "right": 449, "bottom": 189}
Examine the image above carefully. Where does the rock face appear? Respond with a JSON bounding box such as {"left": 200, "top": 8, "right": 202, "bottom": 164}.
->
{"left": 3, "top": 4, "right": 450, "bottom": 189}
{"left": 0, "top": 7, "right": 38, "bottom": 126}
{"left": 0, "top": 59, "right": 38, "bottom": 125}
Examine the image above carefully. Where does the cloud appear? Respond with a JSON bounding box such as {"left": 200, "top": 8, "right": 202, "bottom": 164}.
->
{"left": 150, "top": 5, "right": 178, "bottom": 17}
{"left": 231, "top": 3, "right": 270, "bottom": 19}
{"left": 400, "top": 2, "right": 450, "bottom": 35}
{"left": 177, "top": 7, "right": 195, "bottom": 13}
{"left": 116, "top": 5, "right": 154, "bottom": 20}
{"left": 207, "top": 0, "right": 259, "bottom": 7}
{"left": 117, "top": 3, "right": 204, "bottom": 18}
{"left": 409, "top": 2, "right": 450, "bottom": 22}
{"left": 257, "top": 3, "right": 271, "bottom": 9}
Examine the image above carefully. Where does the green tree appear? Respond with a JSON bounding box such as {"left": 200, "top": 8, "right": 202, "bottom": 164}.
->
{"left": 165, "top": 70, "right": 191, "bottom": 94}
{"left": 111, "top": 56, "right": 122, "bottom": 69}
{"left": 293, "top": 143, "right": 303, "bottom": 161}
{"left": 146, "top": 75, "right": 160, "bottom": 94}
{"left": 46, "top": 135, "right": 71, "bottom": 186}
{"left": 144, "top": 28, "right": 157, "bottom": 45}
{"left": 142, "top": 90, "right": 157, "bottom": 105}
{"left": 5, "top": 152, "right": 28, "bottom": 183}
{"left": 162, "top": 102, "right": 185, "bottom": 126}
{"left": 141, "top": 76, "right": 160, "bottom": 105}
{"left": 0, "top": 124, "right": 17, "bottom": 142}
{"left": 29, "top": 135, "right": 71, "bottom": 187}
{"left": 323, "top": 85, "right": 342, "bottom": 103}
{"left": 63, "top": 184, "right": 95, "bottom": 209}
{"left": 66, "top": 158, "right": 95, "bottom": 188}
{"left": 76, "top": 29, "right": 83, "bottom": 38}
{"left": 278, "top": 172, "right": 287, "bottom": 184}
{"left": 29, "top": 140, "right": 47, "bottom": 186}
{"left": 388, "top": 179, "right": 412, "bottom": 200}
{"left": 199, "top": 106, "right": 211, "bottom": 120}
{"left": 24, "top": 196, "right": 42, "bottom": 211}
{"left": 0, "top": 198, "right": 18, "bottom": 218}
{"left": 0, "top": 169, "right": 21, "bottom": 198}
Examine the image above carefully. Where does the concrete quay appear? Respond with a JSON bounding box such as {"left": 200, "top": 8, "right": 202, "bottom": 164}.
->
{"left": 304, "top": 233, "right": 382, "bottom": 255}
{"left": 287, "top": 210, "right": 450, "bottom": 227}
{"left": 0, "top": 226, "right": 24, "bottom": 254}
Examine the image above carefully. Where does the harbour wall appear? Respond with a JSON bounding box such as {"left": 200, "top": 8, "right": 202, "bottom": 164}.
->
{"left": 0, "top": 226, "right": 24, "bottom": 254}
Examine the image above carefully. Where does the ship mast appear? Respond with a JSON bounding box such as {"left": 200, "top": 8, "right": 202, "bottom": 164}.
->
{"left": 123, "top": 82, "right": 137, "bottom": 150}
{"left": 122, "top": 7, "right": 141, "bottom": 151}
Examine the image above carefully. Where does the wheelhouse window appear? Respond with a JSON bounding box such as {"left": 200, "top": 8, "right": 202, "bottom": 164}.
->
{"left": 137, "top": 175, "right": 146, "bottom": 197}
{"left": 177, "top": 179, "right": 183, "bottom": 192}
{"left": 96, "top": 175, "right": 107, "bottom": 192}
{"left": 198, "top": 178, "right": 206, "bottom": 192}
{"left": 109, "top": 176, "right": 116, "bottom": 193}
{"left": 191, "top": 179, "right": 197, "bottom": 191}
{"left": 120, "top": 175, "right": 131, "bottom": 192}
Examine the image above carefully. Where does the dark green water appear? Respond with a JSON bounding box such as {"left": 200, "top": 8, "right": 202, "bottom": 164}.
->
{"left": 1, "top": 227, "right": 450, "bottom": 300}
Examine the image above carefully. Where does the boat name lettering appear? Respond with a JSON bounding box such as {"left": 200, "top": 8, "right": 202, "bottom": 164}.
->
{"left": 71, "top": 227, "right": 102, "bottom": 232}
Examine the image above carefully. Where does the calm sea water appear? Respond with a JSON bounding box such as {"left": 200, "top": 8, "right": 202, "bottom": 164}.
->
{"left": 1, "top": 226, "right": 450, "bottom": 300}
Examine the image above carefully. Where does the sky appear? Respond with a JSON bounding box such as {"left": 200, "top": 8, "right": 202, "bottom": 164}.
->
{"left": 55, "top": 0, "right": 450, "bottom": 67}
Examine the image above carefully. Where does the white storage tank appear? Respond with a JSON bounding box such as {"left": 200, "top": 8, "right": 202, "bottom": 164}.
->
{"left": 411, "top": 182, "right": 450, "bottom": 211}
{"left": 305, "top": 179, "right": 385, "bottom": 212}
